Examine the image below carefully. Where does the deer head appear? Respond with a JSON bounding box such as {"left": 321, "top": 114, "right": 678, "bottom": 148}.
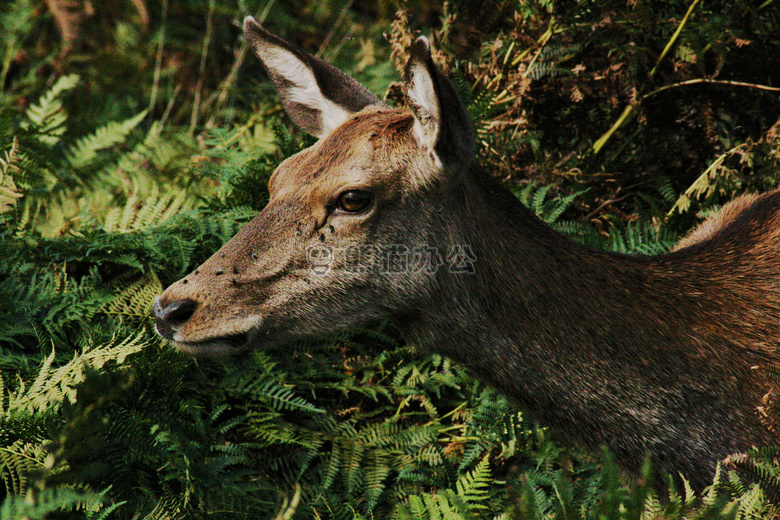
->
{"left": 153, "top": 17, "right": 475, "bottom": 356}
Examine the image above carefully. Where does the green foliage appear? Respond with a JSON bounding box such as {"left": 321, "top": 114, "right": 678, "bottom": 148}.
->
{"left": 1, "top": 1, "right": 779, "bottom": 519}
{"left": 395, "top": 455, "right": 494, "bottom": 520}
{"left": 0, "top": 0, "right": 36, "bottom": 88}
{"left": 427, "top": 0, "right": 780, "bottom": 231}
{"left": 0, "top": 263, "right": 114, "bottom": 349}
{"left": 514, "top": 182, "right": 584, "bottom": 225}
{"left": 515, "top": 182, "right": 679, "bottom": 254}
{"left": 0, "top": 137, "right": 23, "bottom": 215}
{"left": 66, "top": 109, "right": 149, "bottom": 170}
{"left": 22, "top": 74, "right": 80, "bottom": 145}
{"left": 0, "top": 487, "right": 120, "bottom": 520}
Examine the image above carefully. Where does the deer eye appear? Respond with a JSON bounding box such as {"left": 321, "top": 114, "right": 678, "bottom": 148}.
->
{"left": 335, "top": 190, "right": 372, "bottom": 213}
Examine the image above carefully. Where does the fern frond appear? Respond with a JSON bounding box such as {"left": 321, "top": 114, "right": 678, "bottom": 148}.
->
{"left": 455, "top": 455, "right": 491, "bottom": 513}
{"left": 234, "top": 372, "right": 324, "bottom": 414}
{"left": 514, "top": 182, "right": 585, "bottom": 225}
{"left": 102, "top": 270, "right": 163, "bottom": 321}
{"left": 0, "top": 486, "right": 116, "bottom": 520}
{"left": 23, "top": 75, "right": 80, "bottom": 146}
{"left": 668, "top": 143, "right": 747, "bottom": 214}
{"left": 66, "top": 110, "right": 148, "bottom": 169}
{"left": 25, "top": 349, "right": 57, "bottom": 404}
{"left": 736, "top": 484, "right": 767, "bottom": 520}
{"left": 345, "top": 441, "right": 366, "bottom": 494}
{"left": 640, "top": 492, "right": 663, "bottom": 520}
{"left": 0, "top": 440, "right": 47, "bottom": 497}
{"left": 607, "top": 221, "right": 677, "bottom": 255}
{"left": 0, "top": 138, "right": 23, "bottom": 215}
{"left": 322, "top": 443, "right": 342, "bottom": 491}
{"left": 10, "top": 330, "right": 150, "bottom": 413}
{"left": 527, "top": 61, "right": 567, "bottom": 81}
{"left": 398, "top": 489, "right": 475, "bottom": 520}
{"left": 131, "top": 187, "right": 189, "bottom": 231}
{"left": 365, "top": 450, "right": 392, "bottom": 511}
{"left": 103, "top": 184, "right": 192, "bottom": 233}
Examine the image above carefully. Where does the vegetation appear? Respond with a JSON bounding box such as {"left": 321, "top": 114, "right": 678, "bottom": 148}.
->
{"left": 1, "top": 0, "right": 780, "bottom": 518}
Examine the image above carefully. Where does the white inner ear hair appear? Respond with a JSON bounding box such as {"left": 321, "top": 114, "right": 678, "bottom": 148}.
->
{"left": 407, "top": 64, "right": 439, "bottom": 120}
{"left": 263, "top": 46, "right": 351, "bottom": 137}
{"left": 406, "top": 63, "right": 440, "bottom": 152}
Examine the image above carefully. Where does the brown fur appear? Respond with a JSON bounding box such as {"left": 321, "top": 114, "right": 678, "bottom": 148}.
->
{"left": 674, "top": 192, "right": 763, "bottom": 250}
{"left": 154, "top": 20, "right": 780, "bottom": 489}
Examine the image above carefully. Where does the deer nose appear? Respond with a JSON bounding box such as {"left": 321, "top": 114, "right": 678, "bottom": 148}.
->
{"left": 153, "top": 298, "right": 198, "bottom": 340}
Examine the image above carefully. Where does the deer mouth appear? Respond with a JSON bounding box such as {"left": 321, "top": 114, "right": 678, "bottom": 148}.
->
{"left": 154, "top": 309, "right": 265, "bottom": 357}
{"left": 172, "top": 332, "right": 251, "bottom": 357}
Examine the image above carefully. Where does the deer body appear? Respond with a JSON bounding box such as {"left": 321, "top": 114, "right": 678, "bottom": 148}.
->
{"left": 154, "top": 18, "right": 779, "bottom": 488}
{"left": 404, "top": 168, "right": 779, "bottom": 486}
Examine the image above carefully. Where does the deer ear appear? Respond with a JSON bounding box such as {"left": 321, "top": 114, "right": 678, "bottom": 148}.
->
{"left": 404, "top": 37, "right": 475, "bottom": 165}
{"left": 243, "top": 16, "right": 381, "bottom": 138}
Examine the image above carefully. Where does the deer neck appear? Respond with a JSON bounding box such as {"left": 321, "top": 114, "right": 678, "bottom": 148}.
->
{"left": 395, "top": 167, "right": 631, "bottom": 366}
{"left": 391, "top": 167, "right": 771, "bottom": 455}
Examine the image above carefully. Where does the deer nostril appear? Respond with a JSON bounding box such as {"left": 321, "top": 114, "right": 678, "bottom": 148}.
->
{"left": 158, "top": 299, "right": 198, "bottom": 327}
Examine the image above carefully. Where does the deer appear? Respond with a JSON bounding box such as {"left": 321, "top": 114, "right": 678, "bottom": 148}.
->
{"left": 153, "top": 16, "right": 780, "bottom": 490}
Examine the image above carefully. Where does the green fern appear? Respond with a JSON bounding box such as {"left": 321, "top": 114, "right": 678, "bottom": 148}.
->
{"left": 514, "top": 182, "right": 679, "bottom": 255}
{"left": 23, "top": 75, "right": 80, "bottom": 145}
{"left": 9, "top": 83, "right": 198, "bottom": 237}
{"left": 607, "top": 221, "right": 678, "bottom": 255}
{"left": 724, "top": 449, "right": 780, "bottom": 508}
{"left": 0, "top": 264, "right": 114, "bottom": 348}
{"left": 0, "top": 486, "right": 121, "bottom": 520}
{"left": 103, "top": 186, "right": 191, "bottom": 234}
{"left": 396, "top": 456, "right": 494, "bottom": 519}
{"left": 66, "top": 110, "right": 148, "bottom": 169}
{"left": 669, "top": 143, "right": 746, "bottom": 215}
{"left": 9, "top": 330, "right": 150, "bottom": 413}
{"left": 0, "top": 439, "right": 46, "bottom": 497}
{"left": 0, "top": 138, "right": 23, "bottom": 215}
{"left": 455, "top": 455, "right": 492, "bottom": 512}
{"left": 514, "top": 182, "right": 586, "bottom": 225}
{"left": 101, "top": 270, "right": 164, "bottom": 322}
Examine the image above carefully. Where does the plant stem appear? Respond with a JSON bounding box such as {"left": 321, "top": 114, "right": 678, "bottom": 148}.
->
{"left": 148, "top": 0, "right": 168, "bottom": 116}
{"left": 593, "top": 0, "right": 702, "bottom": 154}
{"left": 316, "top": 0, "right": 356, "bottom": 59}
{"left": 189, "top": 0, "right": 216, "bottom": 135}
{"left": 593, "top": 104, "right": 637, "bottom": 155}
{"left": 648, "top": 0, "right": 702, "bottom": 80}
{"left": 644, "top": 78, "right": 780, "bottom": 99}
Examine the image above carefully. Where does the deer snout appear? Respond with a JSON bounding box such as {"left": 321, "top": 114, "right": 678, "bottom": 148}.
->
{"left": 153, "top": 297, "right": 198, "bottom": 340}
